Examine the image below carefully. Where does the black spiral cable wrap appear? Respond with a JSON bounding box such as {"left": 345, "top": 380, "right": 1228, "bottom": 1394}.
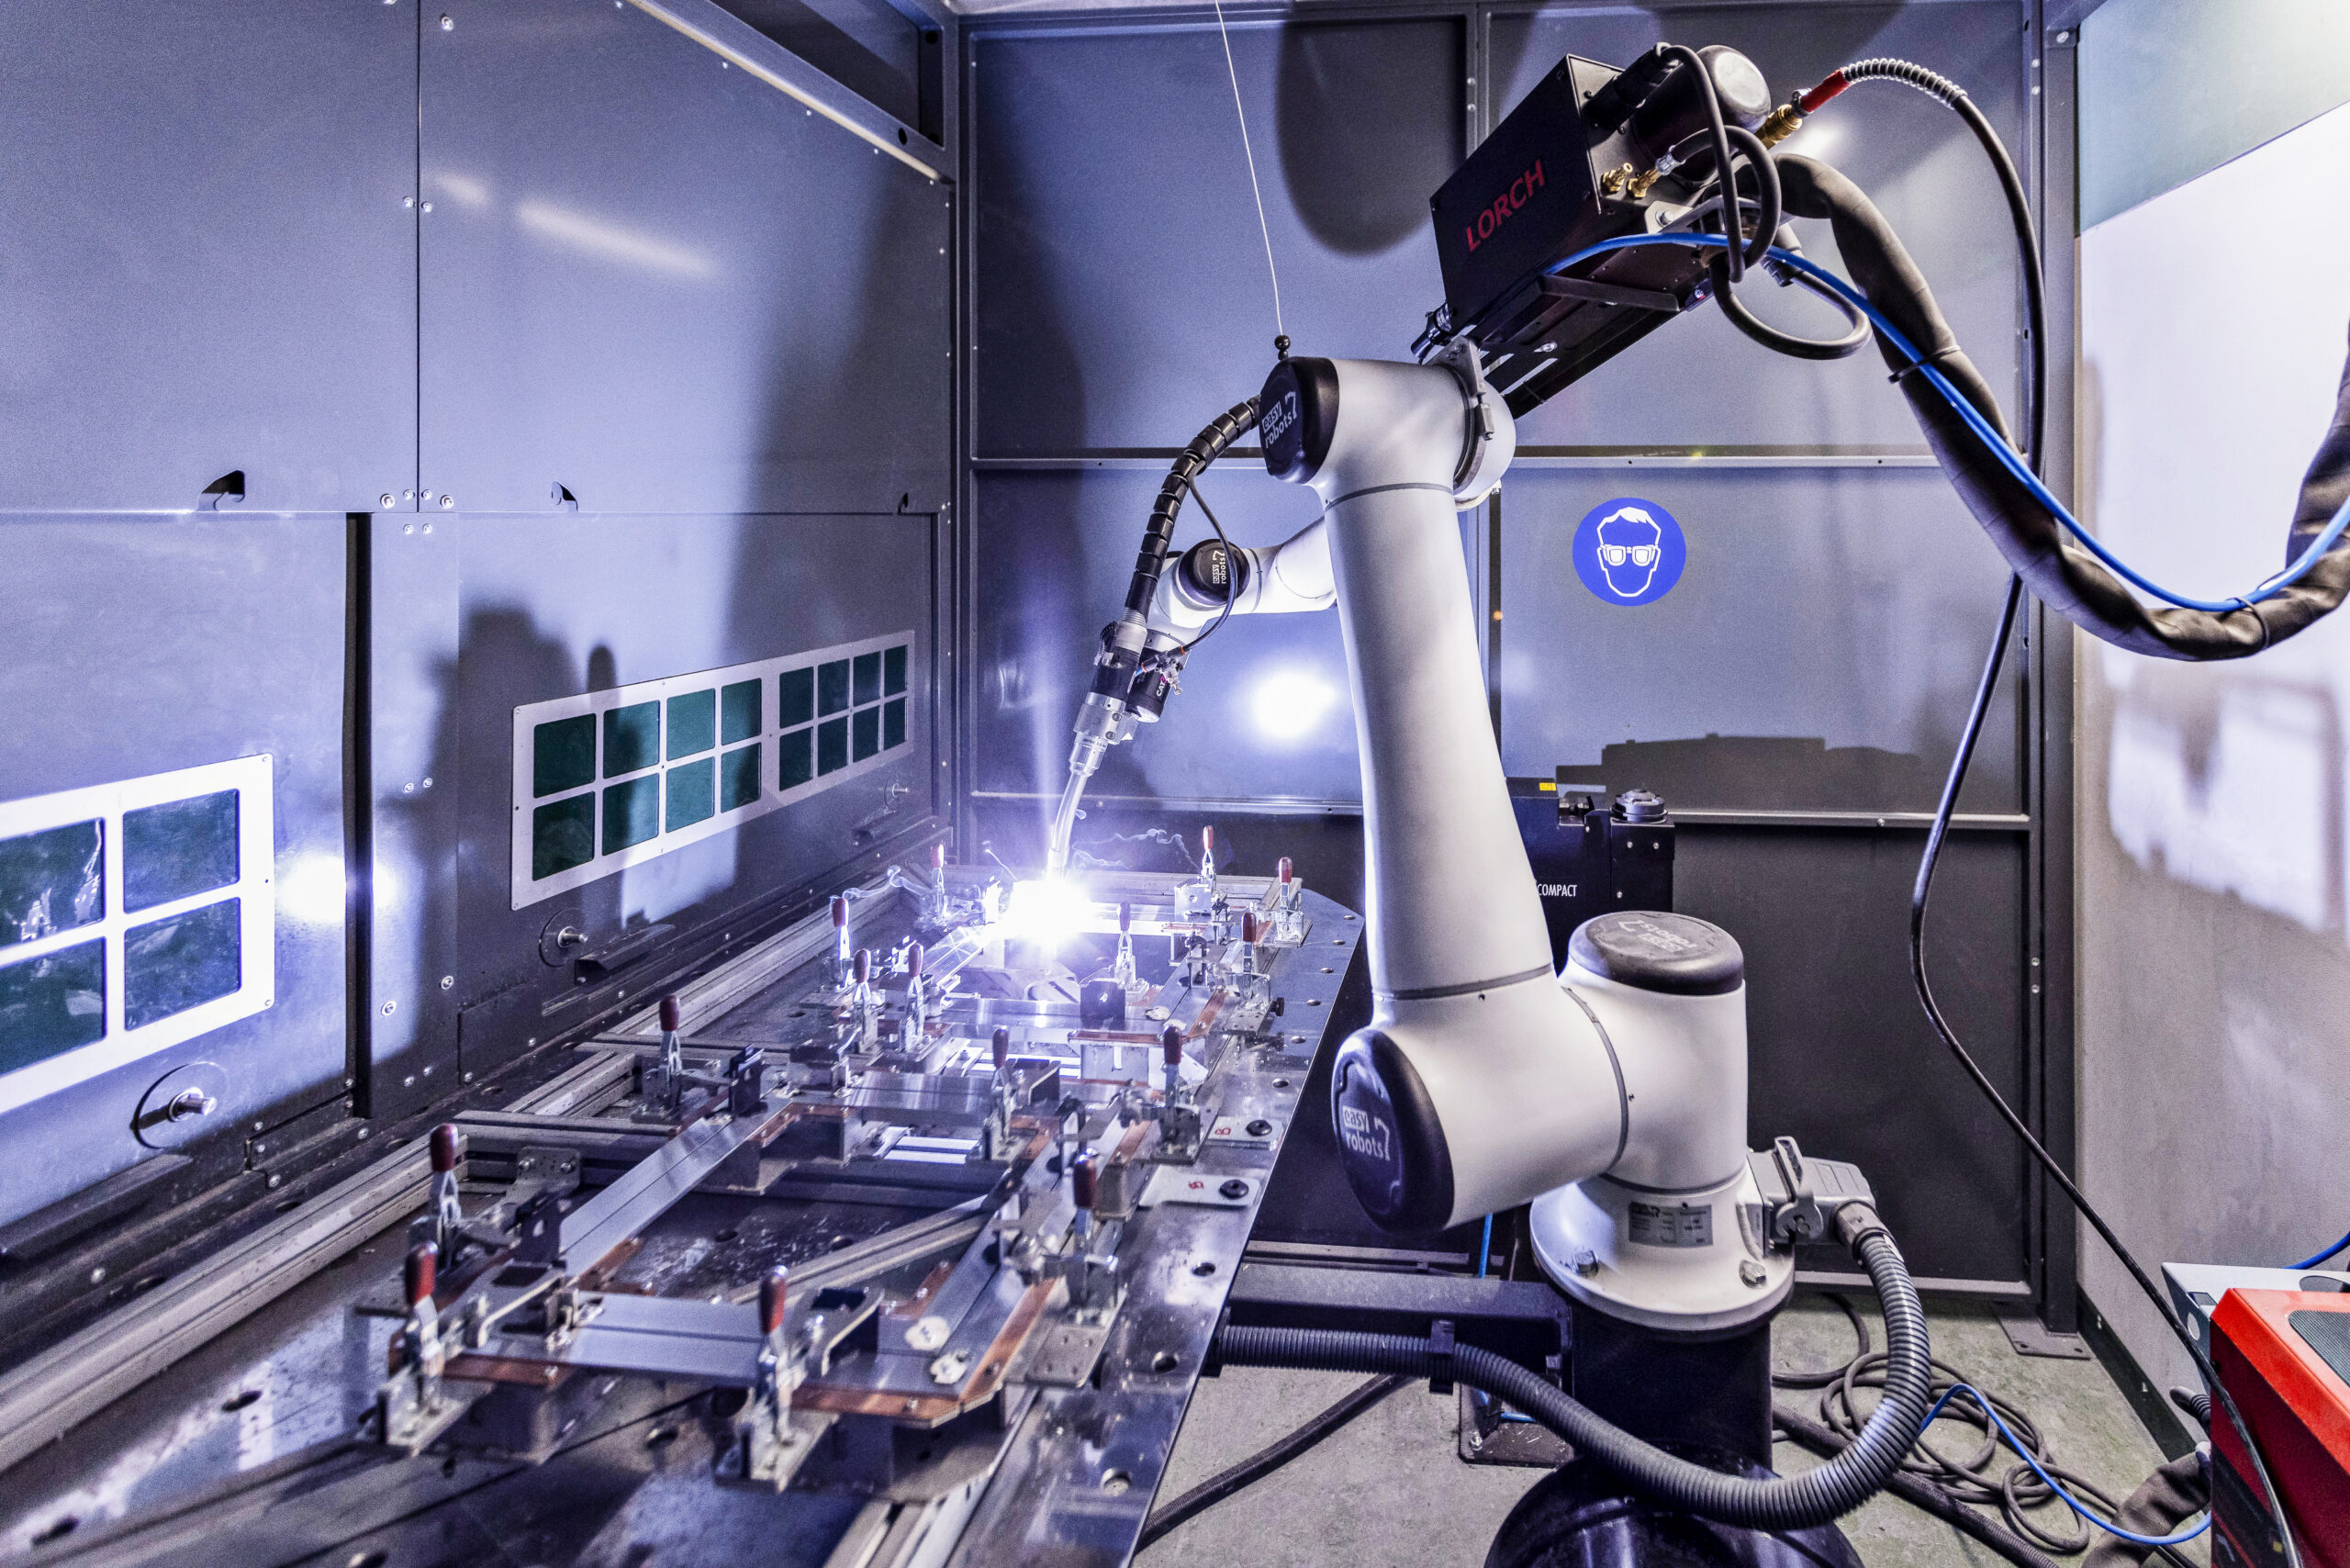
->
{"left": 1124, "top": 398, "right": 1260, "bottom": 618}
{"left": 1218, "top": 1215, "right": 1933, "bottom": 1531}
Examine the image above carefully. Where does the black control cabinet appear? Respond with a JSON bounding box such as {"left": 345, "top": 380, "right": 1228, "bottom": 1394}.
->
{"left": 1507, "top": 773, "right": 1676, "bottom": 968}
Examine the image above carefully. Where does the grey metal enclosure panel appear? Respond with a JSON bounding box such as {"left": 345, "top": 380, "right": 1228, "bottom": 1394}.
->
{"left": 1487, "top": 2, "right": 2028, "bottom": 454}
{"left": 362, "top": 516, "right": 463, "bottom": 1121}
{"left": 973, "top": 468, "right": 1360, "bottom": 807}
{"left": 0, "top": 517, "right": 347, "bottom": 1227}
{"left": 1680, "top": 825, "right": 2029, "bottom": 1286}
{"left": 419, "top": 0, "right": 954, "bottom": 518}
{"left": 0, "top": 2, "right": 417, "bottom": 513}
{"left": 1496, "top": 466, "right": 2023, "bottom": 813}
{"left": 970, "top": 17, "right": 1466, "bottom": 456}
{"left": 451, "top": 511, "right": 938, "bottom": 1070}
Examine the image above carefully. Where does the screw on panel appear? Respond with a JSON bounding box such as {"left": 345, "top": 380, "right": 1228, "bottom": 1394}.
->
{"left": 440, "top": 976, "right": 453, "bottom": 990}
{"left": 440, "top": 14, "right": 453, "bottom": 28}
{"left": 404, "top": 1076, "right": 416, "bottom": 1088}
{"left": 380, "top": 494, "right": 396, "bottom": 508}
{"left": 383, "top": 1000, "right": 397, "bottom": 1015}
{"left": 440, "top": 495, "right": 455, "bottom": 510}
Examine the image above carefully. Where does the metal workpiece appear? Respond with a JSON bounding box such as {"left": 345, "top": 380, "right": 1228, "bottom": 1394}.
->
{"left": 0, "top": 866, "right": 1362, "bottom": 1568}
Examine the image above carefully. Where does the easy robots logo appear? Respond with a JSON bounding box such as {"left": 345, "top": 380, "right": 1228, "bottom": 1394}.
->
{"left": 1573, "top": 497, "right": 1685, "bottom": 607}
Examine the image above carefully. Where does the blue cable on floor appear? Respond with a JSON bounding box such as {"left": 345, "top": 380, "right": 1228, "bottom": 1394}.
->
{"left": 1917, "top": 1383, "right": 2211, "bottom": 1547}
{"left": 1538, "top": 232, "right": 2350, "bottom": 617}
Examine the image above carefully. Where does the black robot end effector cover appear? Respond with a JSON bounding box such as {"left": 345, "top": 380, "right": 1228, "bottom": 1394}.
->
{"left": 1421, "top": 44, "right": 1772, "bottom": 416}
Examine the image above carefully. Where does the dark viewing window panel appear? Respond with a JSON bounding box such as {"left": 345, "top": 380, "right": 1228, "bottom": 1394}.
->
{"left": 779, "top": 668, "right": 815, "bottom": 729}
{"left": 883, "top": 698, "right": 907, "bottom": 750}
{"left": 603, "top": 776, "right": 661, "bottom": 853}
{"left": 721, "top": 745, "right": 762, "bottom": 812}
{"left": 818, "top": 717, "right": 849, "bottom": 776}
{"left": 0, "top": 821, "right": 104, "bottom": 950}
{"left": 532, "top": 795, "right": 597, "bottom": 880}
{"left": 122, "top": 899, "right": 241, "bottom": 1031}
{"left": 853, "top": 706, "right": 879, "bottom": 762}
{"left": 819, "top": 660, "right": 852, "bottom": 716}
{"left": 0, "top": 939, "right": 106, "bottom": 1076}
{"left": 667, "top": 689, "right": 718, "bottom": 760}
{"left": 604, "top": 702, "right": 661, "bottom": 777}
{"left": 885, "top": 644, "right": 907, "bottom": 696}
{"left": 666, "top": 758, "right": 717, "bottom": 831}
{"left": 854, "top": 651, "right": 882, "bottom": 706}
{"left": 533, "top": 714, "right": 597, "bottom": 798}
{"left": 721, "top": 679, "right": 763, "bottom": 745}
{"left": 779, "top": 729, "right": 814, "bottom": 790}
{"left": 122, "top": 790, "right": 239, "bottom": 913}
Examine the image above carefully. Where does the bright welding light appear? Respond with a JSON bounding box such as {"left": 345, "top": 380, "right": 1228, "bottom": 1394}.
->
{"left": 276, "top": 851, "right": 348, "bottom": 929}
{"left": 1249, "top": 667, "right": 1340, "bottom": 744}
{"left": 1004, "top": 878, "right": 1091, "bottom": 946}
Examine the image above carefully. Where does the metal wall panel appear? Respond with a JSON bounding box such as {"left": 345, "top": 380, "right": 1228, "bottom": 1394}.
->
{"left": 0, "top": 518, "right": 348, "bottom": 1226}
{"left": 970, "top": 16, "right": 1466, "bottom": 456}
{"left": 1682, "top": 824, "right": 2029, "bottom": 1285}
{"left": 1487, "top": 2, "right": 2030, "bottom": 454}
{"left": 358, "top": 517, "right": 463, "bottom": 1120}
{"left": 0, "top": 2, "right": 417, "bottom": 513}
{"left": 420, "top": 0, "right": 955, "bottom": 518}
{"left": 971, "top": 468, "right": 1358, "bottom": 808}
{"left": 1495, "top": 465, "right": 2022, "bottom": 812}
{"left": 450, "top": 512, "right": 940, "bottom": 1074}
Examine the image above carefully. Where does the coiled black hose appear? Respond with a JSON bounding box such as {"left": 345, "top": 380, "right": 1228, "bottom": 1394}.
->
{"left": 1123, "top": 399, "right": 1259, "bottom": 618}
{"left": 1217, "top": 1206, "right": 1932, "bottom": 1531}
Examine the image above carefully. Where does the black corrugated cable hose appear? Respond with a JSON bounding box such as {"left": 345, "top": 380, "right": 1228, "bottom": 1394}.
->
{"left": 1124, "top": 399, "right": 1259, "bottom": 618}
{"left": 1772, "top": 1405, "right": 2065, "bottom": 1568}
{"left": 1215, "top": 1205, "right": 1933, "bottom": 1532}
{"left": 1774, "top": 151, "right": 2350, "bottom": 659}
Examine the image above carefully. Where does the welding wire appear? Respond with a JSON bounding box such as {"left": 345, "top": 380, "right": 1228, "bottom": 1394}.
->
{"left": 1210, "top": 0, "right": 1285, "bottom": 352}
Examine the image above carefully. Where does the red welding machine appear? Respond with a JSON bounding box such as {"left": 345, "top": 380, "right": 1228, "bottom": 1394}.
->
{"left": 2211, "top": 1289, "right": 2350, "bottom": 1565}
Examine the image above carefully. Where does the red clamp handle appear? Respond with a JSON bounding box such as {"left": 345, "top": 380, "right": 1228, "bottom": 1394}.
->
{"left": 760, "top": 1266, "right": 789, "bottom": 1335}
{"left": 430, "top": 1122, "right": 461, "bottom": 1175}
{"left": 658, "top": 993, "right": 681, "bottom": 1034}
{"left": 405, "top": 1241, "right": 438, "bottom": 1307}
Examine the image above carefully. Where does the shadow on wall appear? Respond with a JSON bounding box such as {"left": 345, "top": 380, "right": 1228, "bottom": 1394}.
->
{"left": 1273, "top": 22, "right": 1459, "bottom": 255}
{"left": 2099, "top": 653, "right": 2344, "bottom": 935}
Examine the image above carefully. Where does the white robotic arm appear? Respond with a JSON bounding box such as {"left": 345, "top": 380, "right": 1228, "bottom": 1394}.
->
{"left": 1142, "top": 515, "right": 1337, "bottom": 638}
{"left": 1055, "top": 349, "right": 1794, "bottom": 1335}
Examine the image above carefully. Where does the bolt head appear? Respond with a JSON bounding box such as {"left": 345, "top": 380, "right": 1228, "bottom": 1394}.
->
{"left": 440, "top": 975, "right": 454, "bottom": 990}
{"left": 267, "top": 1173, "right": 283, "bottom": 1189}
{"left": 403, "top": 1075, "right": 416, "bottom": 1088}
{"left": 380, "top": 493, "right": 396, "bottom": 508}
{"left": 91, "top": 1267, "right": 106, "bottom": 1284}
{"left": 439, "top": 14, "right": 452, "bottom": 28}
{"left": 382, "top": 1000, "right": 397, "bottom": 1015}
{"left": 439, "top": 495, "right": 455, "bottom": 510}
{"left": 1739, "top": 1260, "right": 1767, "bottom": 1288}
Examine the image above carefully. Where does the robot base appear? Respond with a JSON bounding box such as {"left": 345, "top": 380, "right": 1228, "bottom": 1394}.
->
{"left": 1486, "top": 1452, "right": 1863, "bottom": 1568}
{"left": 1528, "top": 1166, "right": 1794, "bottom": 1335}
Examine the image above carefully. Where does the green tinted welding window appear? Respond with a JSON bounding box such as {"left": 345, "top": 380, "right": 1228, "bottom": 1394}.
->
{"left": 532, "top": 714, "right": 597, "bottom": 797}
{"left": 604, "top": 702, "right": 660, "bottom": 777}
{"left": 778, "top": 729, "right": 814, "bottom": 790}
{"left": 532, "top": 795, "right": 596, "bottom": 879}
{"left": 666, "top": 757, "right": 715, "bottom": 831}
{"left": 817, "top": 717, "right": 849, "bottom": 776}
{"left": 666, "top": 689, "right": 717, "bottom": 760}
{"left": 818, "top": 660, "right": 851, "bottom": 716}
{"left": 884, "top": 644, "right": 907, "bottom": 697}
{"left": 883, "top": 698, "right": 906, "bottom": 750}
{"left": 122, "top": 791, "right": 239, "bottom": 913}
{"left": 123, "top": 898, "right": 241, "bottom": 1031}
{"left": 0, "top": 939, "right": 106, "bottom": 1075}
{"left": 0, "top": 821, "right": 104, "bottom": 950}
{"left": 602, "top": 775, "right": 660, "bottom": 852}
{"left": 720, "top": 745, "right": 761, "bottom": 812}
{"left": 778, "top": 668, "right": 815, "bottom": 729}
{"left": 853, "top": 652, "right": 882, "bottom": 706}
{"left": 852, "top": 707, "right": 879, "bottom": 762}
{"left": 721, "top": 679, "right": 762, "bottom": 745}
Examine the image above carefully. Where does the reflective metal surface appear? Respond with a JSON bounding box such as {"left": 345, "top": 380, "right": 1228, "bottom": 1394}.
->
{"left": 0, "top": 868, "right": 1363, "bottom": 1568}
{"left": 0, "top": 1, "right": 417, "bottom": 512}
{"left": 421, "top": 0, "right": 953, "bottom": 516}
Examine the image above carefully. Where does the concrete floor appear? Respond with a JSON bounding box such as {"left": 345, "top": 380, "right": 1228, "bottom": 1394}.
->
{"left": 1138, "top": 1295, "right": 2199, "bottom": 1568}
